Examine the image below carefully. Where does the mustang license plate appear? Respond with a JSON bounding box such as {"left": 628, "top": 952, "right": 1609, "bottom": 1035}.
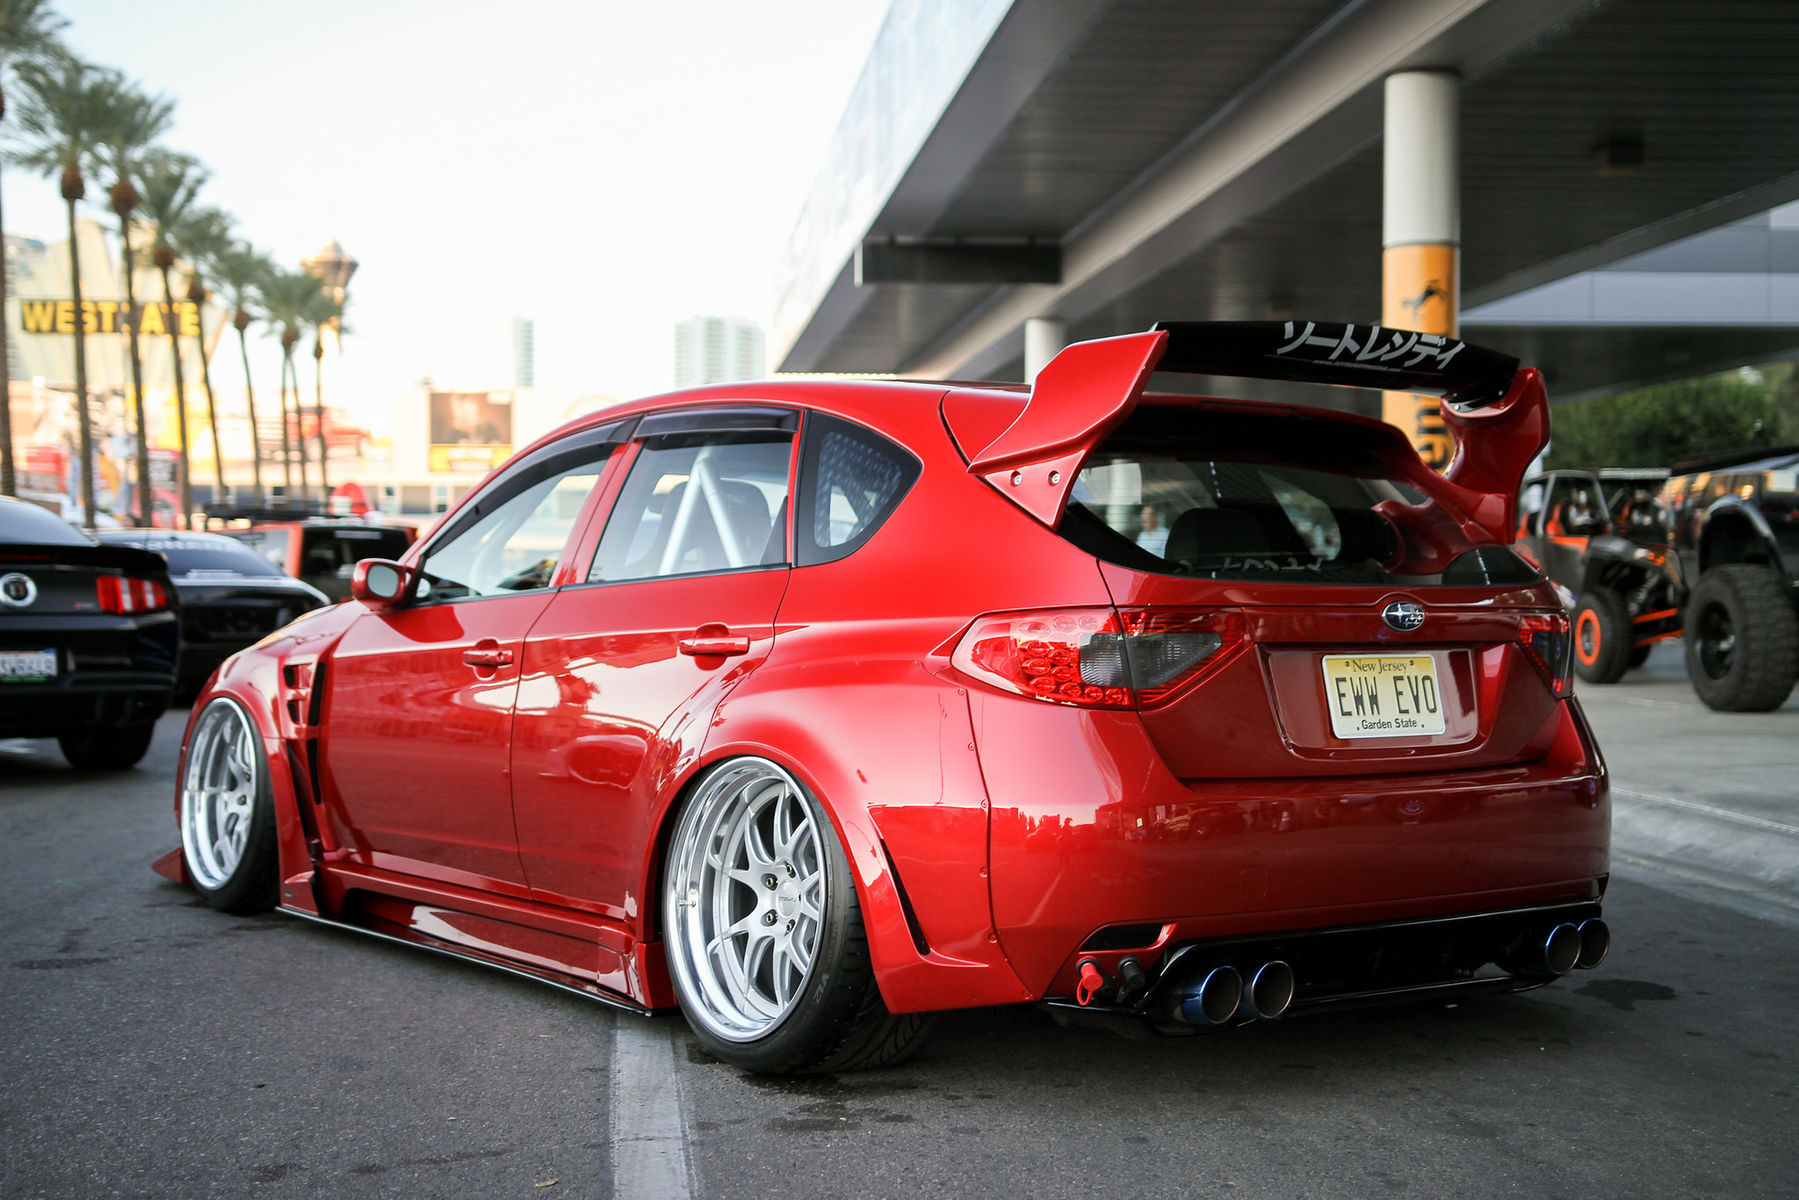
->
{"left": 0, "top": 648, "right": 58, "bottom": 682}
{"left": 1320, "top": 653, "right": 1445, "bottom": 739}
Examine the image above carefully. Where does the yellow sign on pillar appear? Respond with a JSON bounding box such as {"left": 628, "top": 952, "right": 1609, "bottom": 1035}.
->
{"left": 1381, "top": 243, "right": 1458, "bottom": 471}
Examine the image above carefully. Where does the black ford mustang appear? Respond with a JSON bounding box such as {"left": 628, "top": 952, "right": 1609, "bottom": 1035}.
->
{"left": 95, "top": 529, "right": 331, "bottom": 699}
{"left": 0, "top": 497, "right": 178, "bottom": 769}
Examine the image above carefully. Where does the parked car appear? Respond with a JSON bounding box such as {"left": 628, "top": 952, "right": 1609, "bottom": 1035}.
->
{"left": 1660, "top": 445, "right": 1799, "bottom": 711}
{"left": 155, "top": 322, "right": 1609, "bottom": 1074}
{"left": 224, "top": 518, "right": 416, "bottom": 602}
{"left": 0, "top": 496, "right": 177, "bottom": 769}
{"left": 1515, "top": 467, "right": 1677, "bottom": 684}
{"left": 96, "top": 530, "right": 331, "bottom": 700}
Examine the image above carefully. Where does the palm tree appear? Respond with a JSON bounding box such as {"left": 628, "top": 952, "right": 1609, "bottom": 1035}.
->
{"left": 0, "top": 0, "right": 66, "bottom": 498}
{"left": 171, "top": 205, "right": 233, "bottom": 501}
{"left": 92, "top": 74, "right": 173, "bottom": 525}
{"left": 134, "top": 148, "right": 207, "bottom": 526}
{"left": 302, "top": 283, "right": 344, "bottom": 498}
{"left": 13, "top": 54, "right": 113, "bottom": 527}
{"left": 259, "top": 269, "right": 324, "bottom": 507}
{"left": 211, "top": 241, "right": 274, "bottom": 502}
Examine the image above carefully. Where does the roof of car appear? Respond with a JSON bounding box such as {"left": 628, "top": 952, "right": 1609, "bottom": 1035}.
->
{"left": 1, "top": 495, "right": 95, "bottom": 546}
{"left": 97, "top": 529, "right": 248, "bottom": 549}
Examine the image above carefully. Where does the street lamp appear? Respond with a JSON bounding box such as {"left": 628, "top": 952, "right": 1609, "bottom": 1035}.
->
{"left": 300, "top": 241, "right": 357, "bottom": 503}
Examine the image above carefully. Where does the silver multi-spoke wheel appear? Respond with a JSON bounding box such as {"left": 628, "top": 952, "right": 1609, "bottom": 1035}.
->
{"left": 666, "top": 758, "right": 827, "bottom": 1043}
{"left": 181, "top": 699, "right": 263, "bottom": 891}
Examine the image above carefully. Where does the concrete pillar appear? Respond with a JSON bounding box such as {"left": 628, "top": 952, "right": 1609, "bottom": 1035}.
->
{"left": 1381, "top": 69, "right": 1460, "bottom": 470}
{"left": 1024, "top": 317, "right": 1067, "bottom": 383}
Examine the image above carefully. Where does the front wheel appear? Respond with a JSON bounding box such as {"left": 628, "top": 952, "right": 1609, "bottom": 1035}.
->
{"left": 1684, "top": 564, "right": 1799, "bottom": 712}
{"left": 662, "top": 757, "right": 932, "bottom": 1074}
{"left": 179, "top": 698, "right": 279, "bottom": 913}
{"left": 1573, "top": 588, "right": 1632, "bottom": 684}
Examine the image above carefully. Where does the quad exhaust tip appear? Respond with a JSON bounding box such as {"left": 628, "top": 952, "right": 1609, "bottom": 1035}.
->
{"left": 1576, "top": 918, "right": 1609, "bottom": 969}
{"left": 1542, "top": 923, "right": 1583, "bottom": 976}
{"left": 1238, "top": 960, "right": 1295, "bottom": 1021}
{"left": 1178, "top": 965, "right": 1243, "bottom": 1025}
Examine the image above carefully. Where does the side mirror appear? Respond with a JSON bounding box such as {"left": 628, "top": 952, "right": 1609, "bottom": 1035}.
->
{"left": 350, "top": 559, "right": 411, "bottom": 609}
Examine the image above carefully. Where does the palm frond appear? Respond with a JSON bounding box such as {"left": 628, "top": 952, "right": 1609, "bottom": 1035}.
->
{"left": 133, "top": 146, "right": 209, "bottom": 248}
{"left": 10, "top": 55, "right": 113, "bottom": 182}
{"left": 213, "top": 240, "right": 278, "bottom": 315}
{"left": 0, "top": 0, "right": 67, "bottom": 69}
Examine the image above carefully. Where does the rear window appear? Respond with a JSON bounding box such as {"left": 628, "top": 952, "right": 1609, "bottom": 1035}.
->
{"left": 131, "top": 538, "right": 285, "bottom": 577}
{"left": 1, "top": 500, "right": 91, "bottom": 546}
{"left": 298, "top": 527, "right": 413, "bottom": 573}
{"left": 1062, "top": 406, "right": 1538, "bottom": 587}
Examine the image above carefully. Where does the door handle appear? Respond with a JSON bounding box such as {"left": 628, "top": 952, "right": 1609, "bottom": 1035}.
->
{"left": 463, "top": 642, "right": 514, "bottom": 668}
{"left": 678, "top": 632, "right": 752, "bottom": 657}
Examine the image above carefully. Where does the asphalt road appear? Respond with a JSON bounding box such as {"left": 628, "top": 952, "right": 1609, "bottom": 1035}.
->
{"left": 4, "top": 675, "right": 1796, "bottom": 1200}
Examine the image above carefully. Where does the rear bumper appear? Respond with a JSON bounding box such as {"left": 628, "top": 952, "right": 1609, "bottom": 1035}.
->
{"left": 973, "top": 693, "right": 1609, "bottom": 999}
{"left": 0, "top": 671, "right": 175, "bottom": 737}
{"left": 1044, "top": 899, "right": 1607, "bottom": 1036}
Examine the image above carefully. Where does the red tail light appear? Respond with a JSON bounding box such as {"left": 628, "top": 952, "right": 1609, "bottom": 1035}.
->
{"left": 951, "top": 607, "right": 1247, "bottom": 709}
{"left": 97, "top": 575, "right": 171, "bottom": 614}
{"left": 1518, "top": 612, "right": 1573, "bottom": 698}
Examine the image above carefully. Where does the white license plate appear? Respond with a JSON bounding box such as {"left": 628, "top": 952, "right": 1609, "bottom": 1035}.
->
{"left": 1320, "top": 653, "right": 1445, "bottom": 738}
{"left": 0, "top": 648, "right": 58, "bottom": 682}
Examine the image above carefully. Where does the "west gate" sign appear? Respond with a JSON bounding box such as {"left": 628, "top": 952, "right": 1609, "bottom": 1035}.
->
{"left": 17, "top": 299, "right": 202, "bottom": 337}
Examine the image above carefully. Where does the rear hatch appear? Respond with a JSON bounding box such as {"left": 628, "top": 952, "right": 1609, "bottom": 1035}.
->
{"left": 1063, "top": 401, "right": 1568, "bottom": 777}
{"left": 1, "top": 542, "right": 178, "bottom": 677}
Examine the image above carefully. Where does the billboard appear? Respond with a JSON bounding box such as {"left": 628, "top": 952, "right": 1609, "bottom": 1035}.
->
{"left": 428, "top": 391, "right": 513, "bottom": 473}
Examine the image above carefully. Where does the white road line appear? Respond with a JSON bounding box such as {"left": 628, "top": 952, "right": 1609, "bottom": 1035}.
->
{"left": 609, "top": 1016, "right": 695, "bottom": 1200}
{"left": 1613, "top": 787, "right": 1799, "bottom": 837}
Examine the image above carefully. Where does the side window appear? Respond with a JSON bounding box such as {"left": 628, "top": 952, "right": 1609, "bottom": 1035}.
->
{"left": 415, "top": 459, "right": 607, "bottom": 603}
{"left": 1544, "top": 475, "right": 1604, "bottom": 537}
{"left": 795, "top": 414, "right": 921, "bottom": 567}
{"left": 590, "top": 433, "right": 794, "bottom": 583}
{"left": 235, "top": 527, "right": 289, "bottom": 570}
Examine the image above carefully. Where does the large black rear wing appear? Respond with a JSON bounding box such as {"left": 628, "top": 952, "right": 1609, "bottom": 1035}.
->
{"left": 952, "top": 321, "right": 1547, "bottom": 550}
{"left": 1151, "top": 321, "right": 1520, "bottom": 410}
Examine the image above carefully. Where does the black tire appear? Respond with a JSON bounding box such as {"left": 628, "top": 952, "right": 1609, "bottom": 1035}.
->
{"left": 178, "top": 698, "right": 280, "bottom": 913}
{"left": 57, "top": 721, "right": 156, "bottom": 771}
{"left": 1683, "top": 564, "right": 1799, "bottom": 712}
{"left": 1628, "top": 644, "right": 1652, "bottom": 668}
{"left": 1572, "top": 588, "right": 1632, "bottom": 684}
{"left": 662, "top": 757, "right": 934, "bottom": 1074}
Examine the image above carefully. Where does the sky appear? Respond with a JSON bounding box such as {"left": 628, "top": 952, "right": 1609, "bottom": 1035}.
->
{"left": 5, "top": 0, "right": 892, "bottom": 422}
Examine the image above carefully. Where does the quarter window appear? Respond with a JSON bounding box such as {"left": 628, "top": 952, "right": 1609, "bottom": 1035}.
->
{"left": 795, "top": 414, "right": 920, "bottom": 566}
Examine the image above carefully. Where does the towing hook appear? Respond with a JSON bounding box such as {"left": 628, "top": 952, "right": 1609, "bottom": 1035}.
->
{"left": 1116, "top": 956, "right": 1148, "bottom": 1004}
{"left": 1075, "top": 958, "right": 1108, "bottom": 1006}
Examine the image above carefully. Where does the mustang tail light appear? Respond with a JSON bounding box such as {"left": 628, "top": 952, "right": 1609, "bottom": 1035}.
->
{"left": 952, "top": 607, "right": 1247, "bottom": 709}
{"left": 97, "top": 574, "right": 171, "bottom": 615}
{"left": 1518, "top": 612, "right": 1573, "bottom": 698}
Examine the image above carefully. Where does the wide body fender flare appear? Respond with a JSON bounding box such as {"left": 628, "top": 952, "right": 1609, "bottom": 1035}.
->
{"left": 684, "top": 664, "right": 1031, "bottom": 1015}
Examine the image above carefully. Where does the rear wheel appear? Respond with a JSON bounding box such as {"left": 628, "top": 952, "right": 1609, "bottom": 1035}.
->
{"left": 58, "top": 721, "right": 156, "bottom": 771}
{"left": 1572, "top": 588, "right": 1632, "bottom": 684}
{"left": 663, "top": 757, "right": 933, "bottom": 1074}
{"left": 1684, "top": 564, "right": 1799, "bottom": 712}
{"left": 179, "top": 698, "right": 279, "bottom": 912}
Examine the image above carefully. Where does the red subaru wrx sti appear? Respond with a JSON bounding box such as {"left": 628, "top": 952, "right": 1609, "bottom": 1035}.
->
{"left": 157, "top": 322, "right": 1609, "bottom": 1074}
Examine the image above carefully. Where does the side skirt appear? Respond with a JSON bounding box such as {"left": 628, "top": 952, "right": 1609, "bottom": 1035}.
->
{"left": 277, "top": 905, "right": 656, "bottom": 1017}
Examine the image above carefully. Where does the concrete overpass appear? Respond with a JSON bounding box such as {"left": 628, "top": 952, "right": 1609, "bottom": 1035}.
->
{"left": 771, "top": 0, "right": 1799, "bottom": 409}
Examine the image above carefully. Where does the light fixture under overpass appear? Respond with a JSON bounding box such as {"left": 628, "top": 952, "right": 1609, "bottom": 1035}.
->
{"left": 854, "top": 238, "right": 1061, "bottom": 286}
